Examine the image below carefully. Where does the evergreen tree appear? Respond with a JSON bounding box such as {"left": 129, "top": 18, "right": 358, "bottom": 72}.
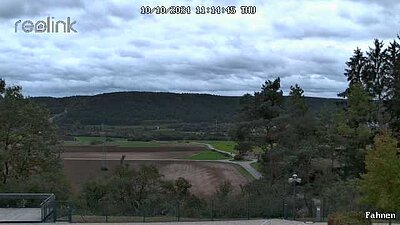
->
{"left": 339, "top": 48, "right": 366, "bottom": 97}
{"left": 233, "top": 78, "right": 284, "bottom": 151}
{"left": 363, "top": 39, "right": 387, "bottom": 100}
{"left": 338, "top": 84, "right": 374, "bottom": 178}
{"left": 232, "top": 78, "right": 284, "bottom": 182}
{"left": 385, "top": 39, "right": 400, "bottom": 135}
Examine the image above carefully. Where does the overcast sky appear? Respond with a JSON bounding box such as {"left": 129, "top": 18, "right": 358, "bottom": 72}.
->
{"left": 1, "top": 0, "right": 400, "bottom": 98}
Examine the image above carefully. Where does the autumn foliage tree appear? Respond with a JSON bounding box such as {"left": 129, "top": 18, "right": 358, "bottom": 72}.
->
{"left": 0, "top": 79, "right": 68, "bottom": 197}
{"left": 360, "top": 131, "right": 400, "bottom": 216}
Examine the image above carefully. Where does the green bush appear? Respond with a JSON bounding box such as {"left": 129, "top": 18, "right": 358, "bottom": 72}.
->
{"left": 233, "top": 154, "right": 244, "bottom": 160}
{"left": 90, "top": 139, "right": 103, "bottom": 145}
{"left": 328, "top": 212, "right": 371, "bottom": 225}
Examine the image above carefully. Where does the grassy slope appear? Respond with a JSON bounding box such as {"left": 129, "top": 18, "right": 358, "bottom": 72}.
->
{"left": 188, "top": 150, "right": 230, "bottom": 160}
{"left": 195, "top": 140, "right": 237, "bottom": 153}
{"left": 250, "top": 162, "right": 262, "bottom": 172}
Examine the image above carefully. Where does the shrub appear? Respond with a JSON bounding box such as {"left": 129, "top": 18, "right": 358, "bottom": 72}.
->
{"left": 233, "top": 154, "right": 244, "bottom": 160}
{"left": 328, "top": 212, "right": 371, "bottom": 225}
{"left": 89, "top": 140, "right": 103, "bottom": 145}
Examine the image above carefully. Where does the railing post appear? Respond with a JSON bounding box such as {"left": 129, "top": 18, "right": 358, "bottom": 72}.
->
{"left": 142, "top": 204, "right": 146, "bottom": 222}
{"left": 53, "top": 202, "right": 58, "bottom": 222}
{"left": 41, "top": 204, "right": 44, "bottom": 222}
{"left": 68, "top": 202, "right": 73, "bottom": 223}
{"left": 247, "top": 198, "right": 250, "bottom": 220}
{"left": 176, "top": 201, "right": 180, "bottom": 222}
{"left": 105, "top": 201, "right": 108, "bottom": 223}
{"left": 211, "top": 200, "right": 214, "bottom": 221}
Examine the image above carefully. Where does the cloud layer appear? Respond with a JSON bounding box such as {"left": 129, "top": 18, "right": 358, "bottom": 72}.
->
{"left": 1, "top": 0, "right": 400, "bottom": 98}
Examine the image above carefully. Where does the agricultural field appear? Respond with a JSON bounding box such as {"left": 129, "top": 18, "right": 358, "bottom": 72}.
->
{"left": 63, "top": 159, "right": 248, "bottom": 197}
{"left": 61, "top": 137, "right": 250, "bottom": 197}
{"left": 64, "top": 137, "right": 238, "bottom": 153}
{"left": 63, "top": 136, "right": 162, "bottom": 147}
{"left": 62, "top": 147, "right": 203, "bottom": 160}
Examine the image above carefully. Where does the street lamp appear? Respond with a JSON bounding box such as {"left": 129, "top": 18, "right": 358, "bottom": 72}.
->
{"left": 288, "top": 173, "right": 301, "bottom": 220}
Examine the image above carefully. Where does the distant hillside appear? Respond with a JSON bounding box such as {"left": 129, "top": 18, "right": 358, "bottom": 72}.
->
{"left": 32, "top": 92, "right": 344, "bottom": 126}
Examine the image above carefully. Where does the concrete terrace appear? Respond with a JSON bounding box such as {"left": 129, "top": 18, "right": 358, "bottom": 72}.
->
{"left": 0, "top": 208, "right": 41, "bottom": 222}
{"left": 3, "top": 219, "right": 398, "bottom": 224}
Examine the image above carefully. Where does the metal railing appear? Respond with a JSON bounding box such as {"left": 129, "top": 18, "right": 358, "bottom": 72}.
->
{"left": 40, "top": 194, "right": 56, "bottom": 222}
{"left": 0, "top": 193, "right": 55, "bottom": 222}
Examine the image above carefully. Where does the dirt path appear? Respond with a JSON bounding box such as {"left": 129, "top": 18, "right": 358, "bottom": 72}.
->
{"left": 195, "top": 143, "right": 263, "bottom": 180}
{"left": 228, "top": 160, "right": 262, "bottom": 180}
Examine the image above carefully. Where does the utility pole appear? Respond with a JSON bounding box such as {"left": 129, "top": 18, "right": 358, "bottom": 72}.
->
{"left": 101, "top": 123, "right": 108, "bottom": 171}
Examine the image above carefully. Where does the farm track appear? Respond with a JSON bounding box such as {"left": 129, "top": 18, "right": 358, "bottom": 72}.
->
{"left": 194, "top": 143, "right": 263, "bottom": 179}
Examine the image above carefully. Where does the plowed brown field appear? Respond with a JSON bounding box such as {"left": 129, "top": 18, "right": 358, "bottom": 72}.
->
{"left": 63, "top": 160, "right": 248, "bottom": 197}
{"left": 62, "top": 145, "right": 249, "bottom": 197}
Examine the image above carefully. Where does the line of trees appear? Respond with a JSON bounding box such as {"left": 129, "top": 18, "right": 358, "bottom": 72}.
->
{"left": 231, "top": 35, "right": 400, "bottom": 219}
{"left": 77, "top": 164, "right": 206, "bottom": 218}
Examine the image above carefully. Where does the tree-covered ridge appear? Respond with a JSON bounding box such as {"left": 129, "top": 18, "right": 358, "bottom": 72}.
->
{"left": 32, "top": 92, "right": 343, "bottom": 126}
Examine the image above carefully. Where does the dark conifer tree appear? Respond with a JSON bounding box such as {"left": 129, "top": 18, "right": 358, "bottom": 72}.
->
{"left": 385, "top": 39, "right": 400, "bottom": 134}
{"left": 362, "top": 39, "right": 387, "bottom": 100}
{"left": 339, "top": 48, "right": 366, "bottom": 97}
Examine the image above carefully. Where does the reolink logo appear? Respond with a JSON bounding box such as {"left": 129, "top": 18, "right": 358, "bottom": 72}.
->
{"left": 15, "top": 17, "right": 77, "bottom": 33}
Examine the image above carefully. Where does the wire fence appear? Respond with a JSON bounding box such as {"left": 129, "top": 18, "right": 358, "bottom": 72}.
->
{"left": 2, "top": 193, "right": 397, "bottom": 223}
{"left": 70, "top": 196, "right": 393, "bottom": 223}
{"left": 71, "top": 197, "right": 303, "bottom": 223}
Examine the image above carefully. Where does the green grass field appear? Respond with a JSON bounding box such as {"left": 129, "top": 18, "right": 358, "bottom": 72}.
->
{"left": 75, "top": 136, "right": 124, "bottom": 143}
{"left": 188, "top": 150, "right": 230, "bottom": 160}
{"left": 117, "top": 141, "right": 161, "bottom": 147}
{"left": 195, "top": 140, "right": 237, "bottom": 153}
{"left": 63, "top": 136, "right": 161, "bottom": 147}
{"left": 64, "top": 137, "right": 237, "bottom": 152}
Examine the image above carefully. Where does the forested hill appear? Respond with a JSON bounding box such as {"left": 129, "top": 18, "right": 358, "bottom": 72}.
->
{"left": 31, "top": 92, "right": 343, "bottom": 125}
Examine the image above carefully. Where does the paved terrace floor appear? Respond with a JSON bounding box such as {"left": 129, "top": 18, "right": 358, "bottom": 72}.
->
{"left": 0, "top": 208, "right": 41, "bottom": 222}
{"left": 6, "top": 219, "right": 398, "bottom": 225}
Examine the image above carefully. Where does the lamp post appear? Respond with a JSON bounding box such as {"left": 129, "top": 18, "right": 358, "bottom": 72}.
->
{"left": 288, "top": 173, "right": 301, "bottom": 220}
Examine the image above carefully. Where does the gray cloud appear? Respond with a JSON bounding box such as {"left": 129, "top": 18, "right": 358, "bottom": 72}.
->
{"left": 0, "top": 0, "right": 84, "bottom": 19}
{"left": 0, "top": 0, "right": 399, "bottom": 98}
